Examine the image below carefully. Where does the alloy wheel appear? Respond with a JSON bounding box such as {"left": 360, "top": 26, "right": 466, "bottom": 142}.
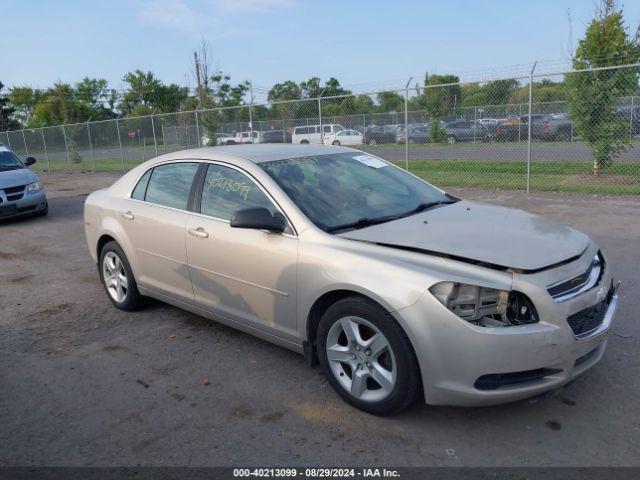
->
{"left": 325, "top": 316, "right": 397, "bottom": 402}
{"left": 102, "top": 251, "right": 129, "bottom": 303}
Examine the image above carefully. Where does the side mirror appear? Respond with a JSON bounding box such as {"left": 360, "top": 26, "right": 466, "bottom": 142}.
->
{"left": 230, "top": 207, "right": 285, "bottom": 233}
{"left": 24, "top": 156, "right": 36, "bottom": 167}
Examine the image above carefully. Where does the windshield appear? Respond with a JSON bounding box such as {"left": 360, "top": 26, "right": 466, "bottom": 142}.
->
{"left": 260, "top": 153, "right": 451, "bottom": 232}
{"left": 0, "top": 147, "right": 24, "bottom": 171}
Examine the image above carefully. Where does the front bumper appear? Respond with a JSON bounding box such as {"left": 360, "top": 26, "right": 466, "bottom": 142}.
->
{"left": 0, "top": 190, "right": 47, "bottom": 220}
{"left": 394, "top": 247, "right": 618, "bottom": 407}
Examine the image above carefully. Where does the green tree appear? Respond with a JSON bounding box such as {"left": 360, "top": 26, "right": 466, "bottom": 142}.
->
{"left": 509, "top": 79, "right": 566, "bottom": 105}
{"left": 299, "top": 77, "right": 322, "bottom": 98}
{"left": 422, "top": 74, "right": 461, "bottom": 119}
{"left": 120, "top": 70, "right": 188, "bottom": 115}
{"left": 377, "top": 91, "right": 403, "bottom": 112}
{"left": 420, "top": 74, "right": 461, "bottom": 142}
{"left": 268, "top": 80, "right": 302, "bottom": 120}
{"left": 460, "top": 79, "right": 519, "bottom": 107}
{"left": 268, "top": 80, "right": 301, "bottom": 102}
{"left": 0, "top": 82, "right": 19, "bottom": 131}
{"left": 75, "top": 77, "right": 117, "bottom": 120}
{"left": 8, "top": 86, "right": 41, "bottom": 125}
{"left": 30, "top": 83, "right": 93, "bottom": 126}
{"left": 566, "top": 0, "right": 640, "bottom": 173}
{"left": 120, "top": 70, "right": 161, "bottom": 114}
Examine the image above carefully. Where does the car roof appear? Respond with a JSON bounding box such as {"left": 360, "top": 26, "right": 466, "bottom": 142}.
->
{"left": 150, "top": 144, "right": 356, "bottom": 164}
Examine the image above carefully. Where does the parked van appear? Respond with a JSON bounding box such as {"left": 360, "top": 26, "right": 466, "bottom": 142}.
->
{"left": 291, "top": 124, "right": 345, "bottom": 144}
{"left": 234, "top": 131, "right": 263, "bottom": 144}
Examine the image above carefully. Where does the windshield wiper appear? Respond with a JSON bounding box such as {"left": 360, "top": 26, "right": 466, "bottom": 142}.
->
{"left": 397, "top": 199, "right": 457, "bottom": 219}
{"left": 325, "top": 199, "right": 458, "bottom": 233}
{"left": 325, "top": 215, "right": 399, "bottom": 233}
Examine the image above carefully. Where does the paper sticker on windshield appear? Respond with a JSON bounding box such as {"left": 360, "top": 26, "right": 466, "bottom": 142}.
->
{"left": 353, "top": 154, "right": 387, "bottom": 168}
{"left": 0, "top": 145, "right": 9, "bottom": 152}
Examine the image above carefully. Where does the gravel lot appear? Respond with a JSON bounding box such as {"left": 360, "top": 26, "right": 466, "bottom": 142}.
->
{"left": 1, "top": 172, "right": 638, "bottom": 467}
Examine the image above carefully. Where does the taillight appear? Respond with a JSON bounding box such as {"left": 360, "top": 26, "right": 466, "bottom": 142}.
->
{"left": 496, "top": 125, "right": 501, "bottom": 134}
{"left": 543, "top": 121, "right": 550, "bottom": 130}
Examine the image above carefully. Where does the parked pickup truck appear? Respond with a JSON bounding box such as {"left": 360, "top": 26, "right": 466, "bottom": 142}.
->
{"left": 531, "top": 114, "right": 573, "bottom": 141}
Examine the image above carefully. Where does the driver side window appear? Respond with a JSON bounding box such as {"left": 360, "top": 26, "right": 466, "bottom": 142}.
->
{"left": 200, "top": 164, "right": 277, "bottom": 221}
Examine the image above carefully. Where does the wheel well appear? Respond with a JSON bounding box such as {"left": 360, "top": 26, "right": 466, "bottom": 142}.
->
{"left": 305, "top": 290, "right": 376, "bottom": 363}
{"left": 96, "top": 234, "right": 116, "bottom": 260}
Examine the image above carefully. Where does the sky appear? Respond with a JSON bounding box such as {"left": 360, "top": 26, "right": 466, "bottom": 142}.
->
{"left": 2, "top": 0, "right": 640, "bottom": 100}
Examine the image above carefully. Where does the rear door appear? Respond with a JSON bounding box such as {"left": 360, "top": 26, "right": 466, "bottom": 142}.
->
{"left": 185, "top": 162, "right": 299, "bottom": 340}
{"left": 124, "top": 161, "right": 201, "bottom": 302}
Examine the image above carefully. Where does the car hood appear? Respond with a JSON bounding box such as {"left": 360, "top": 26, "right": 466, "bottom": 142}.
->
{"left": 338, "top": 200, "right": 590, "bottom": 271}
{"left": 0, "top": 168, "right": 38, "bottom": 189}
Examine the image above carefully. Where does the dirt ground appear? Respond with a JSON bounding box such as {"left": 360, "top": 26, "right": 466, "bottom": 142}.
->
{"left": 1, "top": 172, "right": 639, "bottom": 467}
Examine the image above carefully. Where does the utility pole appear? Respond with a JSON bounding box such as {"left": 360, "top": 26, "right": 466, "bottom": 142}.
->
{"left": 249, "top": 80, "right": 254, "bottom": 143}
{"left": 526, "top": 60, "right": 537, "bottom": 195}
{"left": 404, "top": 77, "right": 412, "bottom": 171}
{"left": 193, "top": 50, "right": 207, "bottom": 109}
{"left": 318, "top": 88, "right": 326, "bottom": 145}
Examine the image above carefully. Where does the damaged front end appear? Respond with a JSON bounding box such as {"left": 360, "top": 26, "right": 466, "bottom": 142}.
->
{"left": 429, "top": 282, "right": 539, "bottom": 327}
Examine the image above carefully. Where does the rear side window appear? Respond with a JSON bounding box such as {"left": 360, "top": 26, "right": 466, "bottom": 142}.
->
{"left": 144, "top": 162, "right": 199, "bottom": 210}
{"left": 131, "top": 169, "right": 152, "bottom": 200}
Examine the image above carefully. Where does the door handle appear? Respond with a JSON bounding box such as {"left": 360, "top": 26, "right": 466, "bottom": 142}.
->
{"left": 188, "top": 227, "right": 209, "bottom": 239}
{"left": 121, "top": 211, "right": 134, "bottom": 221}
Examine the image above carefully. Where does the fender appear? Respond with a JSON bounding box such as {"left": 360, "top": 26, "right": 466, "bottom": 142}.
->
{"left": 99, "top": 214, "right": 140, "bottom": 278}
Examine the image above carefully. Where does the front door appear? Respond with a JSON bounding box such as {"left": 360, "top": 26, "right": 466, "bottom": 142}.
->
{"left": 185, "top": 163, "right": 298, "bottom": 340}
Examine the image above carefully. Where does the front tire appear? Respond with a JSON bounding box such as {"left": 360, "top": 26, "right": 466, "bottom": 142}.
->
{"left": 317, "top": 296, "right": 421, "bottom": 415}
{"left": 332, "top": 140, "right": 340, "bottom": 146}
{"left": 35, "top": 202, "right": 48, "bottom": 217}
{"left": 99, "top": 241, "right": 144, "bottom": 311}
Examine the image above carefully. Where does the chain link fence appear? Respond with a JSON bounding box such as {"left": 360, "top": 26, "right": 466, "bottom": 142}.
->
{"left": 2, "top": 63, "right": 639, "bottom": 195}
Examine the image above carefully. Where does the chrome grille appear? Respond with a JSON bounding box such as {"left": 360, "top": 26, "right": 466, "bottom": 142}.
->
{"left": 567, "top": 283, "right": 615, "bottom": 337}
{"left": 547, "top": 252, "right": 603, "bottom": 302}
{"left": 2, "top": 185, "right": 25, "bottom": 202}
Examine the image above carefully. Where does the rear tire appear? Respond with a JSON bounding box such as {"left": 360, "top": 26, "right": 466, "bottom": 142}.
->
{"left": 332, "top": 140, "right": 340, "bottom": 146}
{"left": 99, "top": 241, "right": 145, "bottom": 311}
{"left": 368, "top": 139, "right": 377, "bottom": 146}
{"left": 300, "top": 139, "right": 309, "bottom": 144}
{"left": 447, "top": 136, "right": 457, "bottom": 144}
{"left": 556, "top": 128, "right": 571, "bottom": 141}
{"left": 317, "top": 296, "right": 421, "bottom": 415}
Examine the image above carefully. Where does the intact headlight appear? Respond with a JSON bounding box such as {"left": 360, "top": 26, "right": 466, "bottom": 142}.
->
{"left": 27, "top": 182, "right": 42, "bottom": 194}
{"left": 429, "top": 282, "right": 539, "bottom": 327}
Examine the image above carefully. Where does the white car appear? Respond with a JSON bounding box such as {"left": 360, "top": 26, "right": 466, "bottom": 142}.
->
{"left": 201, "top": 133, "right": 235, "bottom": 146}
{"left": 476, "top": 118, "right": 500, "bottom": 126}
{"left": 326, "top": 129, "right": 363, "bottom": 146}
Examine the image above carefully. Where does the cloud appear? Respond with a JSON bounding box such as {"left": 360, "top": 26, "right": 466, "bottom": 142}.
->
{"left": 139, "top": 0, "right": 209, "bottom": 31}
{"left": 211, "top": 0, "right": 296, "bottom": 13}
{"left": 138, "top": 0, "right": 295, "bottom": 35}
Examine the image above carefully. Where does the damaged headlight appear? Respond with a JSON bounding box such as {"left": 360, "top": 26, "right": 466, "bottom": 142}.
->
{"left": 429, "top": 282, "right": 538, "bottom": 327}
